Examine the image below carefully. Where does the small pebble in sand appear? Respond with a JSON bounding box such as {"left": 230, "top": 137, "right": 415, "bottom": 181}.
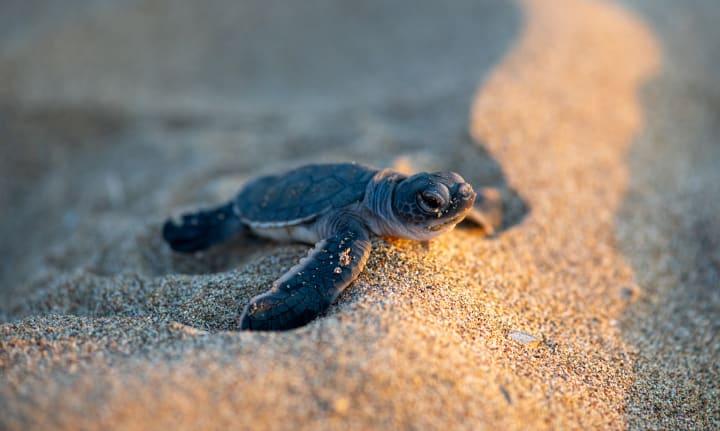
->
{"left": 499, "top": 385, "right": 513, "bottom": 404}
{"left": 167, "top": 322, "right": 208, "bottom": 336}
{"left": 333, "top": 397, "right": 350, "bottom": 414}
{"left": 508, "top": 330, "right": 541, "bottom": 349}
{"left": 620, "top": 286, "right": 634, "bottom": 300}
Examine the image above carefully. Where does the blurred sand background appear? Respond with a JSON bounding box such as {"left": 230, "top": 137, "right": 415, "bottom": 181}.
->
{"left": 1, "top": 0, "right": 718, "bottom": 429}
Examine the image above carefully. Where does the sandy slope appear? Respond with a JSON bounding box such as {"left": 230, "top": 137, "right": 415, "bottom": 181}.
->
{"left": 1, "top": 0, "right": 718, "bottom": 429}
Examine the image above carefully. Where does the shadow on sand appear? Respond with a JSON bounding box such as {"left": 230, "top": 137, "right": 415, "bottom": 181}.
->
{"left": 617, "top": 1, "right": 720, "bottom": 427}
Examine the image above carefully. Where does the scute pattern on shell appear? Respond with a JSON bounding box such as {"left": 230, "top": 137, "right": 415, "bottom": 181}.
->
{"left": 235, "top": 163, "right": 377, "bottom": 226}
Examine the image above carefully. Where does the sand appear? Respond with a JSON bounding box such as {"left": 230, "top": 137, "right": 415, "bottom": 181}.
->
{"left": 1, "top": 0, "right": 719, "bottom": 429}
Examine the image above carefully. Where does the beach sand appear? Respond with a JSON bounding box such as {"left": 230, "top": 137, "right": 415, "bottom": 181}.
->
{"left": 1, "top": 0, "right": 718, "bottom": 429}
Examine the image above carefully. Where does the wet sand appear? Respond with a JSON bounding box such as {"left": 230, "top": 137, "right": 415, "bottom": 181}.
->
{"left": 1, "top": 0, "right": 718, "bottom": 429}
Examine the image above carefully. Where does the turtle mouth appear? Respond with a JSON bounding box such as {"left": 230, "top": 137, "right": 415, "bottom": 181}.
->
{"left": 428, "top": 214, "right": 466, "bottom": 231}
{"left": 427, "top": 193, "right": 475, "bottom": 232}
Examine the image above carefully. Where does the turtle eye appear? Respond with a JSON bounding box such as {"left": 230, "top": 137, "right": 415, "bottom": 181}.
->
{"left": 418, "top": 190, "right": 444, "bottom": 213}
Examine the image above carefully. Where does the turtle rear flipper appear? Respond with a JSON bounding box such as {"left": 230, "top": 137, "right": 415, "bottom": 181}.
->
{"left": 162, "top": 202, "right": 244, "bottom": 253}
{"left": 239, "top": 217, "right": 371, "bottom": 331}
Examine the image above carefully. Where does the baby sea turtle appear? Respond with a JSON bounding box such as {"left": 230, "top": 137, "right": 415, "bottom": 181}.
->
{"left": 162, "top": 163, "right": 497, "bottom": 331}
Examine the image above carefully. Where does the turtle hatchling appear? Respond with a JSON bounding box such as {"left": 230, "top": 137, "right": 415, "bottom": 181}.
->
{"left": 162, "top": 162, "right": 497, "bottom": 331}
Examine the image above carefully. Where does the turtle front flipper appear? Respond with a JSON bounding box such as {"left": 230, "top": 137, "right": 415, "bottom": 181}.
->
{"left": 239, "top": 218, "right": 371, "bottom": 331}
{"left": 462, "top": 187, "right": 504, "bottom": 235}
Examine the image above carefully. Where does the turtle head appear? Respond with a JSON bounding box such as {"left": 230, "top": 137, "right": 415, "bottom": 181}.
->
{"left": 390, "top": 171, "right": 476, "bottom": 240}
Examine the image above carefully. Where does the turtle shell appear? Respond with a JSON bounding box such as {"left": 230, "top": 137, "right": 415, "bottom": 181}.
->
{"left": 235, "top": 163, "right": 377, "bottom": 227}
